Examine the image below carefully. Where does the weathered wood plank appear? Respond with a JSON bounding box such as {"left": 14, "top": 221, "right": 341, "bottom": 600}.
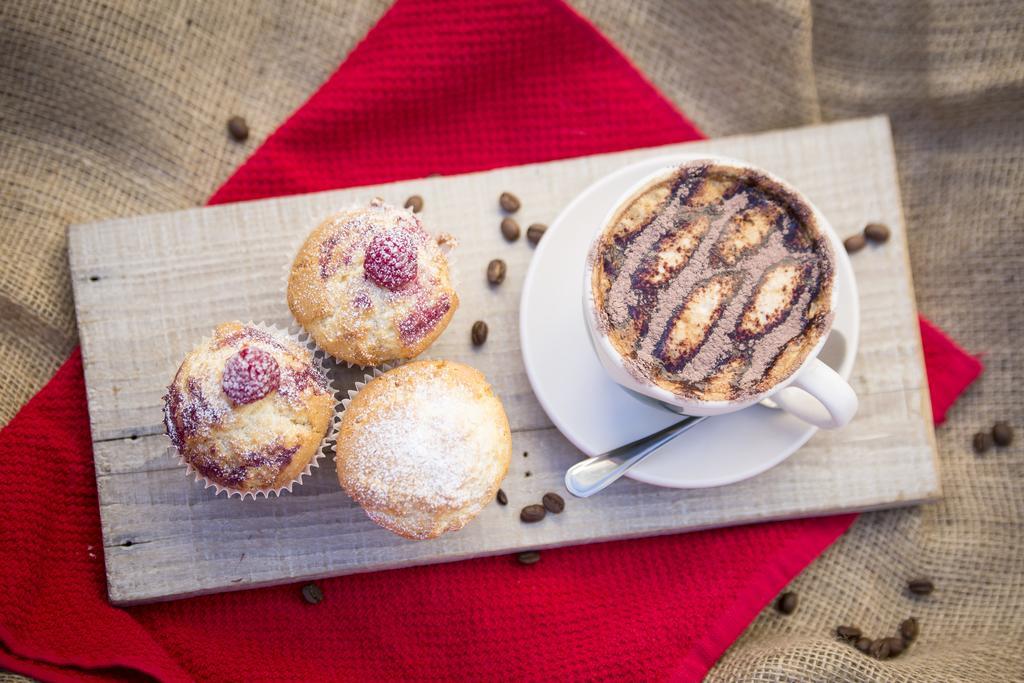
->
{"left": 69, "top": 116, "right": 940, "bottom": 605}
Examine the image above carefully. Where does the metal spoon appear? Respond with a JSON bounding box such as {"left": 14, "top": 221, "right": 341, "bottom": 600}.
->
{"left": 564, "top": 416, "right": 707, "bottom": 497}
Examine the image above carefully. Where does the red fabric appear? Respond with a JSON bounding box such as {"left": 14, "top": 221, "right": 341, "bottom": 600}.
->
{"left": 919, "top": 317, "right": 984, "bottom": 424}
{"left": 0, "top": 0, "right": 983, "bottom": 680}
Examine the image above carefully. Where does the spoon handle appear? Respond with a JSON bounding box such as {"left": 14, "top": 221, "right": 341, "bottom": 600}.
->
{"left": 564, "top": 416, "right": 707, "bottom": 498}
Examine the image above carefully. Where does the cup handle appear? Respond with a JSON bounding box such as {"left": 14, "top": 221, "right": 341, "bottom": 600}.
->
{"left": 772, "top": 359, "right": 858, "bottom": 429}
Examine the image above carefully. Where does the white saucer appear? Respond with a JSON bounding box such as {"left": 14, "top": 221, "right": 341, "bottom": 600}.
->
{"left": 519, "top": 155, "right": 859, "bottom": 488}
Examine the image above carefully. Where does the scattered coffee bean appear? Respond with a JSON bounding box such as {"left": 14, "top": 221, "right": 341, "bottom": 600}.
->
{"left": 884, "top": 636, "right": 905, "bottom": 656}
{"left": 404, "top": 195, "right": 424, "bottom": 213}
{"left": 499, "top": 192, "right": 521, "bottom": 213}
{"left": 992, "top": 421, "right": 1014, "bottom": 447}
{"left": 527, "top": 223, "right": 547, "bottom": 245}
{"left": 776, "top": 592, "right": 798, "bottom": 615}
{"left": 869, "top": 637, "right": 891, "bottom": 660}
{"left": 517, "top": 551, "right": 541, "bottom": 565}
{"left": 501, "top": 217, "right": 521, "bottom": 241}
{"left": 844, "top": 234, "right": 867, "bottom": 253}
{"left": 907, "top": 577, "right": 934, "bottom": 595}
{"left": 301, "top": 583, "right": 324, "bottom": 605}
{"left": 864, "top": 222, "right": 891, "bottom": 243}
{"left": 836, "top": 625, "right": 862, "bottom": 641}
{"left": 973, "top": 431, "right": 993, "bottom": 454}
{"left": 855, "top": 636, "right": 873, "bottom": 654}
{"left": 520, "top": 504, "right": 546, "bottom": 523}
{"left": 899, "top": 617, "right": 919, "bottom": 642}
{"left": 227, "top": 115, "right": 249, "bottom": 142}
{"left": 487, "top": 258, "right": 507, "bottom": 285}
{"left": 471, "top": 320, "right": 488, "bottom": 346}
{"left": 496, "top": 488, "right": 508, "bottom": 506}
{"left": 542, "top": 492, "right": 565, "bottom": 514}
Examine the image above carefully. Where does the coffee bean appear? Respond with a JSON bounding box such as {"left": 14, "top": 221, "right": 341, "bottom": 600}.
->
{"left": 471, "top": 320, "right": 488, "bottom": 346}
{"left": 869, "top": 638, "right": 891, "bottom": 659}
{"left": 992, "top": 421, "right": 1014, "bottom": 446}
{"left": 496, "top": 488, "right": 508, "bottom": 506}
{"left": 973, "top": 431, "right": 993, "bottom": 454}
{"left": 884, "top": 636, "right": 905, "bottom": 656}
{"left": 501, "top": 217, "right": 521, "bottom": 241}
{"left": 487, "top": 258, "right": 507, "bottom": 285}
{"left": 301, "top": 583, "right": 323, "bottom": 605}
{"left": 836, "top": 625, "right": 862, "bottom": 641}
{"left": 404, "top": 195, "right": 424, "bottom": 213}
{"left": 776, "top": 591, "right": 798, "bottom": 615}
{"left": 517, "top": 551, "right": 541, "bottom": 565}
{"left": 855, "top": 636, "right": 873, "bottom": 653}
{"left": 908, "top": 577, "right": 934, "bottom": 595}
{"left": 864, "top": 222, "right": 891, "bottom": 243}
{"left": 542, "top": 492, "right": 565, "bottom": 514}
{"left": 520, "top": 504, "right": 546, "bottom": 523}
{"left": 227, "top": 116, "right": 249, "bottom": 142}
{"left": 899, "top": 617, "right": 919, "bottom": 642}
{"left": 844, "top": 234, "right": 867, "bottom": 253}
{"left": 499, "top": 192, "right": 521, "bottom": 213}
{"left": 527, "top": 223, "right": 547, "bottom": 245}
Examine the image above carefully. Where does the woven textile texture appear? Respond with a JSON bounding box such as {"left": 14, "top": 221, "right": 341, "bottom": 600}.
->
{"left": 1, "top": 0, "right": 1022, "bottom": 681}
{"left": 575, "top": 1, "right": 1024, "bottom": 680}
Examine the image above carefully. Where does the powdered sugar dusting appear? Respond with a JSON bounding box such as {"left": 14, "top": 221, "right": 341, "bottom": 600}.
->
{"left": 364, "top": 230, "right": 418, "bottom": 290}
{"left": 339, "top": 363, "right": 509, "bottom": 538}
{"left": 221, "top": 346, "right": 281, "bottom": 404}
{"left": 163, "top": 323, "right": 333, "bottom": 492}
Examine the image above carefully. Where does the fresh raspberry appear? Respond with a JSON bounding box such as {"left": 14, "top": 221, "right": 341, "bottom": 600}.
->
{"left": 364, "top": 230, "right": 417, "bottom": 290}
{"left": 221, "top": 346, "right": 280, "bottom": 405}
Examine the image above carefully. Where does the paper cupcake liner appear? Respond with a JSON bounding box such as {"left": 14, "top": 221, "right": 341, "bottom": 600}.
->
{"left": 166, "top": 321, "right": 344, "bottom": 500}
{"left": 278, "top": 200, "right": 461, "bottom": 370}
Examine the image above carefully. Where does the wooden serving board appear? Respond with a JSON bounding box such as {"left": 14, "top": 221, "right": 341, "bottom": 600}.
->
{"left": 69, "top": 116, "right": 939, "bottom": 605}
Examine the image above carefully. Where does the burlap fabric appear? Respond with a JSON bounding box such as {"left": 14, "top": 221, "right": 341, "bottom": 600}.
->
{"left": 1, "top": 1, "right": 1021, "bottom": 680}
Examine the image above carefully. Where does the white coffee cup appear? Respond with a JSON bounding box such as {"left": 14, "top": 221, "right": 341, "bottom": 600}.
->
{"left": 583, "top": 157, "right": 858, "bottom": 429}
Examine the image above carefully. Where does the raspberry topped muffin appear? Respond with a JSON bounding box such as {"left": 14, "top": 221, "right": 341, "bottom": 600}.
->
{"left": 162, "top": 321, "right": 334, "bottom": 495}
{"left": 287, "top": 199, "right": 458, "bottom": 366}
{"left": 336, "top": 360, "right": 511, "bottom": 540}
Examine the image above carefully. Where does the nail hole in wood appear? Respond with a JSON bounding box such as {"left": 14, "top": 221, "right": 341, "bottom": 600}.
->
{"left": 89, "top": 275, "right": 100, "bottom": 282}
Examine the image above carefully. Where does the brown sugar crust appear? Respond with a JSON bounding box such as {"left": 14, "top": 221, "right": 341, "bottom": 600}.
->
{"left": 335, "top": 360, "right": 511, "bottom": 540}
{"left": 287, "top": 201, "right": 458, "bottom": 366}
{"left": 162, "top": 322, "right": 334, "bottom": 493}
{"left": 590, "top": 161, "right": 835, "bottom": 402}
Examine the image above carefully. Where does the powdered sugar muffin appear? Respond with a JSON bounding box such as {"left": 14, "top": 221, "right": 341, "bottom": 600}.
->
{"left": 287, "top": 199, "right": 458, "bottom": 366}
{"left": 162, "top": 322, "right": 334, "bottom": 494}
{"left": 336, "top": 360, "right": 511, "bottom": 539}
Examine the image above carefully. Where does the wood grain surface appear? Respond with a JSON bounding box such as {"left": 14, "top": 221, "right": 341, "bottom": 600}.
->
{"left": 68, "top": 116, "right": 939, "bottom": 605}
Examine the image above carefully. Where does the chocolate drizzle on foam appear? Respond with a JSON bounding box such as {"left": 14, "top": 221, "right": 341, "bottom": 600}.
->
{"left": 591, "top": 162, "right": 835, "bottom": 402}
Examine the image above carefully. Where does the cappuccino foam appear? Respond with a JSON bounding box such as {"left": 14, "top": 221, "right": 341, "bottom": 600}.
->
{"left": 589, "top": 162, "right": 835, "bottom": 402}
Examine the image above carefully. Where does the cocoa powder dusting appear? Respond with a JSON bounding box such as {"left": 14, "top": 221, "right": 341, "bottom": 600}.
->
{"left": 591, "top": 163, "right": 835, "bottom": 402}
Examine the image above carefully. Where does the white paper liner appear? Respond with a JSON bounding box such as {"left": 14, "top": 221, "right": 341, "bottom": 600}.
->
{"left": 278, "top": 200, "right": 461, "bottom": 370}
{"left": 165, "top": 321, "right": 344, "bottom": 500}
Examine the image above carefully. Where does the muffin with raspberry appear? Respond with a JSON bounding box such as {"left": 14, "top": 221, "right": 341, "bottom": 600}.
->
{"left": 162, "top": 321, "right": 334, "bottom": 496}
{"left": 287, "top": 199, "right": 458, "bottom": 366}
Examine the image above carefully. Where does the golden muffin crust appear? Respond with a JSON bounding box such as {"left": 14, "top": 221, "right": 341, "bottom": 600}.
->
{"left": 162, "top": 322, "right": 334, "bottom": 493}
{"left": 287, "top": 200, "right": 458, "bottom": 366}
{"left": 336, "top": 360, "right": 511, "bottom": 540}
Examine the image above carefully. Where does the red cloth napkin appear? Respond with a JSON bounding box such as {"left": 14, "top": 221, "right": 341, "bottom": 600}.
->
{"left": 0, "top": 0, "right": 983, "bottom": 680}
